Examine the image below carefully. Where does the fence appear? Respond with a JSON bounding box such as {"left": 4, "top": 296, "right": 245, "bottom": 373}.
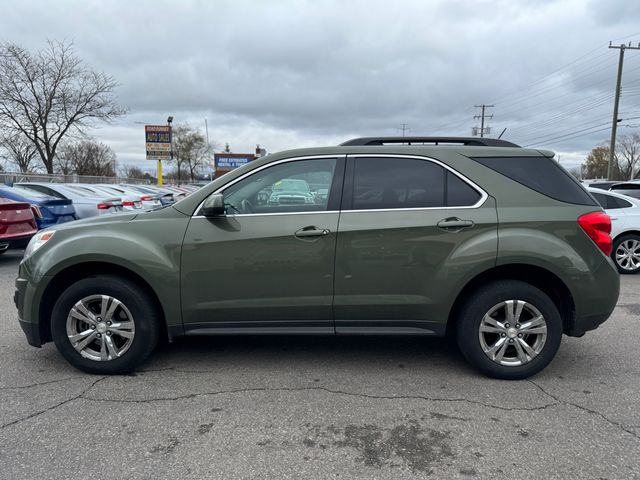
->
{"left": 0, "top": 171, "right": 183, "bottom": 186}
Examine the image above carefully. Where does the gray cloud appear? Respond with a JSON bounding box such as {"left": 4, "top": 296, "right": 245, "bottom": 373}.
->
{"left": 2, "top": 0, "right": 640, "bottom": 170}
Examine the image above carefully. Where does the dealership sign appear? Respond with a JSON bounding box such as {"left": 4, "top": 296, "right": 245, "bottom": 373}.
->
{"left": 145, "top": 125, "right": 172, "bottom": 160}
{"left": 216, "top": 156, "right": 251, "bottom": 169}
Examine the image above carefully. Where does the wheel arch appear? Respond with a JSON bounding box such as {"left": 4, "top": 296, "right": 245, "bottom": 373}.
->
{"left": 613, "top": 230, "right": 640, "bottom": 243}
{"left": 447, "top": 264, "right": 575, "bottom": 336}
{"left": 38, "top": 262, "right": 171, "bottom": 345}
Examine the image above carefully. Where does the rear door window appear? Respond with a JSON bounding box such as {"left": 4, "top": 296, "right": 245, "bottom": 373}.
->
{"left": 350, "top": 157, "right": 482, "bottom": 210}
{"left": 471, "top": 156, "right": 596, "bottom": 206}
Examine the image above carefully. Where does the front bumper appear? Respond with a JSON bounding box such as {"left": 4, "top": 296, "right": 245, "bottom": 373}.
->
{"left": 15, "top": 276, "right": 42, "bottom": 347}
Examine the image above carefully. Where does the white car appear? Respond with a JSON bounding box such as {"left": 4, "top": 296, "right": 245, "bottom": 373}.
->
{"left": 588, "top": 187, "right": 640, "bottom": 274}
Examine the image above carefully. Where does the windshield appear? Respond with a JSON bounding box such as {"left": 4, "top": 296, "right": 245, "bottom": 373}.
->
{"left": 272, "top": 179, "right": 310, "bottom": 193}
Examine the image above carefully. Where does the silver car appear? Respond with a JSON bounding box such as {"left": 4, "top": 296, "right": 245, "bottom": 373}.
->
{"left": 71, "top": 185, "right": 143, "bottom": 211}
{"left": 15, "top": 183, "right": 123, "bottom": 218}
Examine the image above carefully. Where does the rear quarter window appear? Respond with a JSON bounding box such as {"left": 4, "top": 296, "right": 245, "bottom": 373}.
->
{"left": 471, "top": 156, "right": 596, "bottom": 206}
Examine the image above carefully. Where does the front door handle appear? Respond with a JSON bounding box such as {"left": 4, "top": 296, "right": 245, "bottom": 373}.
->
{"left": 295, "top": 226, "right": 330, "bottom": 238}
{"left": 437, "top": 217, "right": 474, "bottom": 231}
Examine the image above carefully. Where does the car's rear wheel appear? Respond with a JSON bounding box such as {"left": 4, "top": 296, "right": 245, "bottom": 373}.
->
{"left": 456, "top": 280, "right": 562, "bottom": 380}
{"left": 51, "top": 275, "right": 160, "bottom": 374}
{"left": 612, "top": 234, "right": 640, "bottom": 274}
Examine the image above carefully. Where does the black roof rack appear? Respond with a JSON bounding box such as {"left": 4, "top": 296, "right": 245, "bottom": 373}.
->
{"left": 339, "top": 136, "right": 520, "bottom": 148}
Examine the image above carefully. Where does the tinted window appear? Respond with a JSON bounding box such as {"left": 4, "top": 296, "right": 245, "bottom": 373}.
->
{"left": 352, "top": 157, "right": 481, "bottom": 210}
{"left": 223, "top": 158, "right": 337, "bottom": 214}
{"left": 611, "top": 196, "right": 633, "bottom": 208}
{"left": 591, "top": 192, "right": 610, "bottom": 209}
{"left": 594, "top": 192, "right": 634, "bottom": 209}
{"left": 447, "top": 171, "right": 481, "bottom": 206}
{"left": 472, "top": 156, "right": 596, "bottom": 206}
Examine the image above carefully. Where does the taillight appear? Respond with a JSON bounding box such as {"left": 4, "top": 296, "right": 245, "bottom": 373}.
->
{"left": 578, "top": 211, "right": 612, "bottom": 256}
{"left": 30, "top": 205, "right": 42, "bottom": 218}
{"left": 123, "top": 201, "right": 134, "bottom": 207}
{"left": 97, "top": 203, "right": 113, "bottom": 210}
{"left": 140, "top": 195, "right": 152, "bottom": 201}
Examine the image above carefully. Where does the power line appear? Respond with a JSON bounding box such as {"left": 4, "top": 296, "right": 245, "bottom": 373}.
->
{"left": 523, "top": 125, "right": 612, "bottom": 147}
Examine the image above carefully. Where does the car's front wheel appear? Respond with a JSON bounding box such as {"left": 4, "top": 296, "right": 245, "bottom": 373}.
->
{"left": 456, "top": 280, "right": 563, "bottom": 380}
{"left": 612, "top": 234, "right": 640, "bottom": 274}
{"left": 51, "top": 275, "right": 160, "bottom": 374}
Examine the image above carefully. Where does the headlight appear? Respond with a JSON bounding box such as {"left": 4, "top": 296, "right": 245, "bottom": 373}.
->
{"left": 24, "top": 230, "right": 55, "bottom": 259}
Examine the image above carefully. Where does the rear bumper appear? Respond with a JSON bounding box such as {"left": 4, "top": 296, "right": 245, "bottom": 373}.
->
{"left": 566, "top": 257, "right": 620, "bottom": 337}
{"left": 0, "top": 233, "right": 34, "bottom": 250}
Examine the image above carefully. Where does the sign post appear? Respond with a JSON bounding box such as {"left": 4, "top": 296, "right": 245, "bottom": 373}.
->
{"left": 145, "top": 125, "right": 172, "bottom": 186}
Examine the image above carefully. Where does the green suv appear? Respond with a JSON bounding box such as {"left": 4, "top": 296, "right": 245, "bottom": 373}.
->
{"left": 15, "top": 137, "right": 620, "bottom": 379}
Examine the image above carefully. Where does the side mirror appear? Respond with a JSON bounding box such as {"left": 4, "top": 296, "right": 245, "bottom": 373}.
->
{"left": 201, "top": 193, "right": 226, "bottom": 217}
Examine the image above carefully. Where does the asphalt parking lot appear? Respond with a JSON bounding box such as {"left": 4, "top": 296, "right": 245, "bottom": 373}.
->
{"left": 1, "top": 250, "right": 639, "bottom": 480}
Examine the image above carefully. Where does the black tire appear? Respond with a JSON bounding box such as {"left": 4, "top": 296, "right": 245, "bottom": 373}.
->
{"left": 611, "top": 234, "right": 640, "bottom": 274}
{"left": 456, "top": 280, "right": 562, "bottom": 380}
{"left": 51, "top": 275, "right": 160, "bottom": 374}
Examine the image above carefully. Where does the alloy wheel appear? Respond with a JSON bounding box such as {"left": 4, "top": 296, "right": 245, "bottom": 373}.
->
{"left": 66, "top": 294, "right": 135, "bottom": 361}
{"left": 615, "top": 239, "right": 640, "bottom": 271}
{"left": 478, "top": 300, "right": 547, "bottom": 367}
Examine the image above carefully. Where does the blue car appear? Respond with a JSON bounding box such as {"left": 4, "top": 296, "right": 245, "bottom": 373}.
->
{"left": 0, "top": 184, "right": 77, "bottom": 229}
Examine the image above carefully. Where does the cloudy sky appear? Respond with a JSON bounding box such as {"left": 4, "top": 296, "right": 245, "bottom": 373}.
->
{"left": 2, "top": 0, "right": 640, "bottom": 172}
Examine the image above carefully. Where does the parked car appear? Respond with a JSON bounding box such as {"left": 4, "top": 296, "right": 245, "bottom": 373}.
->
{"left": 588, "top": 187, "right": 640, "bottom": 274}
{"left": 95, "top": 185, "right": 162, "bottom": 210}
{"left": 0, "top": 198, "right": 38, "bottom": 254}
{"left": 0, "top": 184, "right": 77, "bottom": 229}
{"left": 15, "top": 183, "right": 123, "bottom": 219}
{"left": 15, "top": 136, "right": 619, "bottom": 379}
{"left": 268, "top": 178, "right": 315, "bottom": 205}
{"left": 160, "top": 185, "right": 188, "bottom": 200}
{"left": 69, "top": 185, "right": 143, "bottom": 211}
{"left": 607, "top": 182, "right": 640, "bottom": 200}
{"left": 121, "top": 184, "right": 175, "bottom": 206}
{"left": 586, "top": 181, "right": 619, "bottom": 191}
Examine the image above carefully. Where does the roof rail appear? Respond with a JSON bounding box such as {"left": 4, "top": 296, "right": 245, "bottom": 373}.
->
{"left": 339, "top": 136, "right": 520, "bottom": 148}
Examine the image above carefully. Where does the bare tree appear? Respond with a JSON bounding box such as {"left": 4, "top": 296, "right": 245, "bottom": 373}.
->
{"left": 0, "top": 40, "right": 126, "bottom": 173}
{"left": 0, "top": 132, "right": 37, "bottom": 172}
{"left": 171, "top": 123, "right": 213, "bottom": 182}
{"left": 56, "top": 140, "right": 116, "bottom": 176}
{"left": 119, "top": 165, "right": 146, "bottom": 179}
{"left": 615, "top": 133, "right": 640, "bottom": 180}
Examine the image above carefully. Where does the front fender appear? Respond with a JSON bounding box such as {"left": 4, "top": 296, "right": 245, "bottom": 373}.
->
{"left": 21, "top": 208, "right": 189, "bottom": 333}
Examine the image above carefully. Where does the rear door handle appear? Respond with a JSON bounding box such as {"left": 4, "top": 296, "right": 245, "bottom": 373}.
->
{"left": 437, "top": 217, "right": 474, "bottom": 230}
{"left": 295, "top": 226, "right": 330, "bottom": 238}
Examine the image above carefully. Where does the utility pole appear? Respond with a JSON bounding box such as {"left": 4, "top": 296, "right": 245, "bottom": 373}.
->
{"left": 473, "top": 104, "right": 494, "bottom": 137}
{"left": 397, "top": 123, "right": 410, "bottom": 137}
{"left": 607, "top": 41, "right": 640, "bottom": 180}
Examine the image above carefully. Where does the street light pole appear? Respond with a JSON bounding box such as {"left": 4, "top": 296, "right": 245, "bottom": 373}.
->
{"left": 160, "top": 115, "right": 173, "bottom": 187}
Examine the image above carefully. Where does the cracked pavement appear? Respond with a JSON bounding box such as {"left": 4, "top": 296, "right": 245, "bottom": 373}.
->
{"left": 1, "top": 250, "right": 639, "bottom": 479}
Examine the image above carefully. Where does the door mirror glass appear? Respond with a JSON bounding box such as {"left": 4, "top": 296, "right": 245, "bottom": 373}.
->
{"left": 201, "top": 193, "right": 226, "bottom": 217}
